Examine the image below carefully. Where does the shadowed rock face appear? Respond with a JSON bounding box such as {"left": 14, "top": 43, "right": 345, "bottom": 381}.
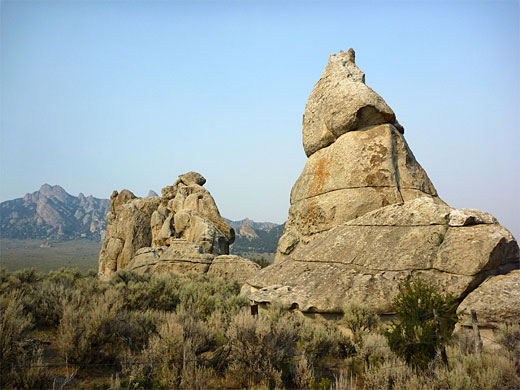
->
{"left": 243, "top": 50, "right": 520, "bottom": 321}
{"left": 458, "top": 270, "right": 520, "bottom": 328}
{"left": 98, "top": 172, "right": 258, "bottom": 282}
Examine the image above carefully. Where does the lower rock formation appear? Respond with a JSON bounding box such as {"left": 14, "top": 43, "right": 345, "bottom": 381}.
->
{"left": 458, "top": 270, "right": 520, "bottom": 329}
{"left": 242, "top": 50, "right": 520, "bottom": 325}
{"left": 244, "top": 198, "right": 519, "bottom": 314}
{"left": 98, "top": 172, "right": 259, "bottom": 283}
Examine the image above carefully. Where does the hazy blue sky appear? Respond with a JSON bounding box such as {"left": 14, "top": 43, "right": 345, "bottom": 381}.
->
{"left": 1, "top": 1, "right": 519, "bottom": 238}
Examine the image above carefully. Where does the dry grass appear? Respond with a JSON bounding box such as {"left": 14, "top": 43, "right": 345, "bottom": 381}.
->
{"left": 1, "top": 267, "right": 519, "bottom": 389}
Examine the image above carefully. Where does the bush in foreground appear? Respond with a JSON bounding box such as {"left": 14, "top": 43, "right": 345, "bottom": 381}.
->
{"left": 385, "top": 279, "right": 459, "bottom": 370}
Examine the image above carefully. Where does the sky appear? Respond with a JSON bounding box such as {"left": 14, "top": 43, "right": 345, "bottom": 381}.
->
{"left": 1, "top": 0, "right": 519, "bottom": 238}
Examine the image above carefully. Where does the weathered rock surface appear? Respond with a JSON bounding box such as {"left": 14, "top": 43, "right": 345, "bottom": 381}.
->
{"left": 302, "top": 49, "right": 400, "bottom": 158}
{"left": 458, "top": 270, "right": 520, "bottom": 328}
{"left": 127, "top": 239, "right": 215, "bottom": 275}
{"left": 244, "top": 50, "right": 520, "bottom": 318}
{"left": 98, "top": 172, "right": 237, "bottom": 280}
{"left": 246, "top": 198, "right": 519, "bottom": 314}
{"left": 98, "top": 191, "right": 160, "bottom": 278}
{"left": 208, "top": 255, "right": 261, "bottom": 284}
{"left": 278, "top": 123, "right": 441, "bottom": 259}
{"left": 127, "top": 244, "right": 259, "bottom": 284}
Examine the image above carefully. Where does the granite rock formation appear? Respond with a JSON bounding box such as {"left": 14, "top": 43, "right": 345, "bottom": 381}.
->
{"left": 458, "top": 270, "right": 520, "bottom": 329}
{"left": 243, "top": 50, "right": 520, "bottom": 322}
{"left": 98, "top": 172, "right": 258, "bottom": 282}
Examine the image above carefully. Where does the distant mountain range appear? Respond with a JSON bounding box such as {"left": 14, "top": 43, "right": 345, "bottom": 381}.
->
{"left": 0, "top": 184, "right": 110, "bottom": 240}
{"left": 224, "top": 218, "right": 285, "bottom": 255}
{"left": 0, "top": 185, "right": 284, "bottom": 254}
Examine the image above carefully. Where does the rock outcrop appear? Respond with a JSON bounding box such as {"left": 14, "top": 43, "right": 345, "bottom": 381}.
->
{"left": 98, "top": 190, "right": 160, "bottom": 277}
{"left": 243, "top": 50, "right": 520, "bottom": 321}
{"left": 302, "top": 49, "right": 402, "bottom": 158}
{"left": 208, "top": 255, "right": 261, "bottom": 285}
{"left": 98, "top": 172, "right": 257, "bottom": 282}
{"left": 458, "top": 270, "right": 520, "bottom": 328}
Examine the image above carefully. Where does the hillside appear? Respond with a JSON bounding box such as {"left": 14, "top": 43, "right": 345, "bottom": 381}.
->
{"left": 229, "top": 222, "right": 285, "bottom": 256}
{"left": 0, "top": 184, "right": 110, "bottom": 240}
{"left": 224, "top": 217, "right": 278, "bottom": 233}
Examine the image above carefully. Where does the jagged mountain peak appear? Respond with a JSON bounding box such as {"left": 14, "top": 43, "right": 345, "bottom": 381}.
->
{"left": 1, "top": 184, "right": 110, "bottom": 240}
{"left": 38, "top": 183, "right": 71, "bottom": 202}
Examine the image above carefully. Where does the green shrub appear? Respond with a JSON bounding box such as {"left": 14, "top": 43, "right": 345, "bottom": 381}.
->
{"left": 0, "top": 292, "right": 51, "bottom": 389}
{"left": 46, "top": 267, "right": 83, "bottom": 287}
{"left": 297, "top": 318, "right": 347, "bottom": 364}
{"left": 294, "top": 354, "right": 315, "bottom": 389}
{"left": 7, "top": 349, "right": 51, "bottom": 390}
{"left": 57, "top": 289, "right": 124, "bottom": 364}
{"left": 438, "top": 351, "right": 519, "bottom": 390}
{"left": 496, "top": 322, "right": 520, "bottom": 354}
{"left": 110, "top": 270, "right": 248, "bottom": 316}
{"left": 116, "top": 275, "right": 181, "bottom": 312}
{"left": 342, "top": 303, "right": 380, "bottom": 344}
{"left": 13, "top": 267, "right": 42, "bottom": 284}
{"left": 0, "top": 292, "right": 33, "bottom": 386}
{"left": 331, "top": 370, "right": 358, "bottom": 390}
{"left": 128, "top": 306, "right": 219, "bottom": 389}
{"left": 384, "top": 279, "right": 459, "bottom": 370}
{"left": 110, "top": 268, "right": 151, "bottom": 286}
{"left": 178, "top": 273, "right": 248, "bottom": 319}
{"left": 355, "top": 333, "right": 393, "bottom": 368}
{"left": 1, "top": 267, "right": 39, "bottom": 296}
{"left": 225, "top": 310, "right": 298, "bottom": 389}
{"left": 25, "top": 279, "right": 70, "bottom": 326}
{"left": 24, "top": 268, "right": 101, "bottom": 327}
{"left": 115, "top": 309, "right": 162, "bottom": 352}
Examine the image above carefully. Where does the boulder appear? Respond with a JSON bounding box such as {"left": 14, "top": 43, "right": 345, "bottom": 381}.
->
{"left": 150, "top": 205, "right": 169, "bottom": 247}
{"left": 176, "top": 171, "right": 207, "bottom": 186}
{"left": 208, "top": 255, "right": 261, "bottom": 284}
{"left": 458, "top": 270, "right": 520, "bottom": 328}
{"left": 109, "top": 189, "right": 136, "bottom": 214}
{"left": 243, "top": 50, "right": 520, "bottom": 319}
{"left": 174, "top": 211, "right": 230, "bottom": 255}
{"left": 98, "top": 192, "right": 160, "bottom": 279}
{"left": 302, "top": 49, "right": 399, "bottom": 158}
{"left": 127, "top": 239, "right": 214, "bottom": 275}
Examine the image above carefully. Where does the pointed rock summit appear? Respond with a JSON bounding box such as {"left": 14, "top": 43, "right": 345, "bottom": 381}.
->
{"left": 243, "top": 50, "right": 520, "bottom": 319}
{"left": 303, "top": 48, "right": 401, "bottom": 158}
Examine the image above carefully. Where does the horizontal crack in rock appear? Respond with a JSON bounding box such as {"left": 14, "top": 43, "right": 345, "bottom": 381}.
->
{"left": 290, "top": 259, "right": 479, "bottom": 276}
{"left": 292, "top": 186, "right": 437, "bottom": 203}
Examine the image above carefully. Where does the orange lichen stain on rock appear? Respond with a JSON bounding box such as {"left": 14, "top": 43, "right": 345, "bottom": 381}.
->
{"left": 365, "top": 171, "right": 389, "bottom": 186}
{"left": 369, "top": 144, "right": 388, "bottom": 168}
{"left": 309, "top": 156, "right": 332, "bottom": 197}
{"left": 305, "top": 198, "right": 319, "bottom": 231}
